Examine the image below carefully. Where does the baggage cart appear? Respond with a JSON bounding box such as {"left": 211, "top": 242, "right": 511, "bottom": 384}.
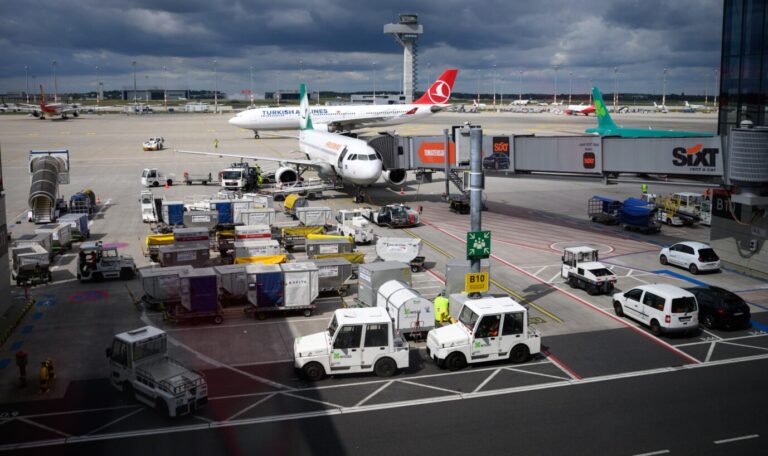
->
{"left": 588, "top": 196, "right": 622, "bottom": 225}
{"left": 312, "top": 257, "right": 354, "bottom": 296}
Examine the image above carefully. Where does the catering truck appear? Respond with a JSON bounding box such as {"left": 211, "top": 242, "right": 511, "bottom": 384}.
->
{"left": 294, "top": 307, "right": 409, "bottom": 381}
{"left": 106, "top": 326, "right": 207, "bottom": 417}
{"left": 426, "top": 295, "right": 541, "bottom": 371}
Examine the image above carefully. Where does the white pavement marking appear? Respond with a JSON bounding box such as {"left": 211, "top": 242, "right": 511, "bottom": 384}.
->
{"left": 3, "top": 354, "right": 768, "bottom": 452}
{"left": 398, "top": 379, "right": 461, "bottom": 395}
{"left": 17, "top": 417, "right": 72, "bottom": 438}
{"left": 473, "top": 368, "right": 502, "bottom": 393}
{"left": 700, "top": 329, "right": 723, "bottom": 340}
{"left": 532, "top": 266, "right": 548, "bottom": 277}
{"left": 505, "top": 366, "right": 571, "bottom": 381}
{"left": 226, "top": 393, "right": 277, "bottom": 421}
{"left": 84, "top": 408, "right": 146, "bottom": 436}
{"left": 713, "top": 434, "right": 759, "bottom": 444}
{"left": 705, "top": 341, "right": 717, "bottom": 363}
{"left": 633, "top": 450, "right": 670, "bottom": 456}
{"left": 721, "top": 340, "right": 768, "bottom": 352}
{"left": 280, "top": 391, "right": 343, "bottom": 409}
{"left": 674, "top": 332, "right": 768, "bottom": 348}
{"left": 547, "top": 272, "right": 562, "bottom": 284}
{"left": 355, "top": 381, "right": 393, "bottom": 407}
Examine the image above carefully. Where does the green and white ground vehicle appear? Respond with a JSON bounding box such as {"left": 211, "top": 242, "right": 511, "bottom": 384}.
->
{"left": 560, "top": 246, "right": 617, "bottom": 295}
{"left": 78, "top": 241, "right": 137, "bottom": 282}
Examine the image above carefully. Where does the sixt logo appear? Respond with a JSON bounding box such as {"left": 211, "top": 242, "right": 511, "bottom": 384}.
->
{"left": 672, "top": 144, "right": 719, "bottom": 167}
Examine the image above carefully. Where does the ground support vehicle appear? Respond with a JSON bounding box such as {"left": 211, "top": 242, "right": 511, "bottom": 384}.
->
{"left": 219, "top": 162, "right": 261, "bottom": 192}
{"left": 448, "top": 196, "right": 470, "bottom": 215}
{"left": 183, "top": 172, "right": 216, "bottom": 185}
{"left": 361, "top": 204, "right": 420, "bottom": 228}
{"left": 294, "top": 308, "right": 410, "bottom": 381}
{"left": 335, "top": 209, "right": 375, "bottom": 244}
{"left": 260, "top": 178, "right": 336, "bottom": 202}
{"left": 561, "top": 246, "right": 617, "bottom": 295}
{"left": 78, "top": 241, "right": 137, "bottom": 282}
{"left": 11, "top": 245, "right": 52, "bottom": 286}
{"left": 69, "top": 189, "right": 97, "bottom": 216}
{"left": 426, "top": 295, "right": 541, "bottom": 371}
{"left": 106, "top": 327, "right": 207, "bottom": 417}
{"left": 613, "top": 284, "right": 699, "bottom": 336}
{"left": 142, "top": 137, "right": 164, "bottom": 151}
{"left": 141, "top": 168, "right": 174, "bottom": 187}
{"left": 588, "top": 196, "right": 622, "bottom": 224}
{"left": 619, "top": 198, "right": 661, "bottom": 233}
{"left": 140, "top": 190, "right": 157, "bottom": 223}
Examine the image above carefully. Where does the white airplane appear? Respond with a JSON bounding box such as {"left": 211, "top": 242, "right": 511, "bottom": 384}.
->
{"left": 229, "top": 69, "right": 458, "bottom": 138}
{"left": 472, "top": 99, "right": 488, "bottom": 110}
{"left": 565, "top": 103, "right": 596, "bottom": 115}
{"left": 653, "top": 102, "right": 669, "bottom": 113}
{"left": 684, "top": 101, "right": 706, "bottom": 111}
{"left": 17, "top": 85, "right": 80, "bottom": 119}
{"left": 510, "top": 99, "right": 532, "bottom": 106}
{"left": 180, "top": 84, "right": 390, "bottom": 202}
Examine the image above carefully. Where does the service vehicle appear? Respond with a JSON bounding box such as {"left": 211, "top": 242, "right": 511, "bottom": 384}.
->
{"left": 294, "top": 307, "right": 409, "bottom": 381}
{"left": 141, "top": 168, "right": 174, "bottom": 187}
{"left": 335, "top": 209, "right": 375, "bottom": 244}
{"left": 142, "top": 137, "right": 165, "bottom": 151}
{"left": 183, "top": 171, "right": 216, "bottom": 185}
{"left": 560, "top": 246, "right": 617, "bottom": 295}
{"left": 140, "top": 190, "right": 157, "bottom": 223}
{"left": 220, "top": 162, "right": 261, "bottom": 192}
{"left": 426, "top": 295, "right": 541, "bottom": 371}
{"left": 613, "top": 284, "right": 699, "bottom": 336}
{"left": 361, "top": 204, "right": 420, "bottom": 228}
{"left": 78, "top": 241, "right": 137, "bottom": 282}
{"left": 659, "top": 241, "right": 721, "bottom": 274}
{"left": 106, "top": 326, "right": 207, "bottom": 417}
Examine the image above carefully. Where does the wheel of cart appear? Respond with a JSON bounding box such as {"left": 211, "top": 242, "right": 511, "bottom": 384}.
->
{"left": 409, "top": 256, "right": 426, "bottom": 273}
{"left": 251, "top": 305, "right": 316, "bottom": 320}
{"left": 338, "top": 284, "right": 350, "bottom": 297}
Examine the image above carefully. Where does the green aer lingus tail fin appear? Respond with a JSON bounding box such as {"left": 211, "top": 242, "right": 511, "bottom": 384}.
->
{"left": 299, "top": 83, "right": 313, "bottom": 131}
{"left": 592, "top": 86, "right": 617, "bottom": 133}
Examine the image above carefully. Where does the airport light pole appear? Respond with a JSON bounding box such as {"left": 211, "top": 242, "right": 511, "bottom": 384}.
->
{"left": 662, "top": 67, "right": 667, "bottom": 107}
{"left": 95, "top": 65, "right": 100, "bottom": 104}
{"left": 553, "top": 65, "right": 559, "bottom": 104}
{"left": 32, "top": 75, "right": 37, "bottom": 103}
{"left": 52, "top": 60, "right": 58, "bottom": 103}
{"left": 372, "top": 61, "right": 377, "bottom": 105}
{"left": 518, "top": 70, "right": 522, "bottom": 101}
{"left": 568, "top": 71, "right": 573, "bottom": 104}
{"left": 213, "top": 59, "right": 218, "bottom": 114}
{"left": 249, "top": 65, "right": 254, "bottom": 107}
{"left": 613, "top": 67, "right": 618, "bottom": 111}
{"left": 24, "top": 65, "right": 29, "bottom": 103}
{"left": 132, "top": 61, "right": 137, "bottom": 103}
{"left": 713, "top": 68, "right": 719, "bottom": 107}
{"left": 162, "top": 66, "right": 167, "bottom": 108}
{"left": 492, "top": 64, "right": 497, "bottom": 108}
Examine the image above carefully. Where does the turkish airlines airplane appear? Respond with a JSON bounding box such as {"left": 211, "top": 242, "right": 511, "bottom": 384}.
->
{"left": 229, "top": 69, "right": 458, "bottom": 138}
{"left": 565, "top": 103, "right": 595, "bottom": 116}
{"left": 18, "top": 85, "right": 80, "bottom": 120}
{"left": 181, "top": 84, "right": 392, "bottom": 202}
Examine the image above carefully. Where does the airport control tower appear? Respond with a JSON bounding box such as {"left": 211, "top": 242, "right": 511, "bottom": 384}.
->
{"left": 384, "top": 14, "right": 423, "bottom": 103}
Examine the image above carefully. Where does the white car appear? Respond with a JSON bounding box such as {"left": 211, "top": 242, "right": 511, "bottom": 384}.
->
{"left": 613, "top": 284, "right": 699, "bottom": 336}
{"left": 143, "top": 137, "right": 164, "bottom": 151}
{"left": 659, "top": 241, "right": 721, "bottom": 274}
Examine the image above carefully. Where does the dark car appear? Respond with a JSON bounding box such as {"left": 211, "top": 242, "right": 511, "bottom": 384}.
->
{"left": 483, "top": 153, "right": 510, "bottom": 170}
{"left": 687, "top": 286, "right": 751, "bottom": 329}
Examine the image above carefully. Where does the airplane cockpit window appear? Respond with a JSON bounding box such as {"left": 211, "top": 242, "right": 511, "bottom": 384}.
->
{"left": 358, "top": 154, "right": 369, "bottom": 161}
{"left": 348, "top": 154, "right": 358, "bottom": 161}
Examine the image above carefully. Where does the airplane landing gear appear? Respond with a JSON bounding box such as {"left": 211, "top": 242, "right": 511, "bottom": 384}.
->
{"left": 354, "top": 188, "right": 366, "bottom": 204}
{"left": 254, "top": 131, "right": 260, "bottom": 139}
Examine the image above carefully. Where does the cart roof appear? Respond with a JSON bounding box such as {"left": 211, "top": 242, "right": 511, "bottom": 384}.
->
{"left": 334, "top": 307, "right": 391, "bottom": 325}
{"left": 115, "top": 326, "right": 166, "bottom": 344}
{"left": 463, "top": 296, "right": 526, "bottom": 314}
{"left": 564, "top": 246, "right": 598, "bottom": 254}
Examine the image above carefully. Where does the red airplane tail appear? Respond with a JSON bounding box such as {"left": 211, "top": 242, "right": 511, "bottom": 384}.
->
{"left": 39, "top": 85, "right": 47, "bottom": 108}
{"left": 413, "top": 69, "right": 458, "bottom": 105}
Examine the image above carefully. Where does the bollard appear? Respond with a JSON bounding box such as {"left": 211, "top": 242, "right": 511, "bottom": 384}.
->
{"left": 15, "top": 350, "right": 28, "bottom": 388}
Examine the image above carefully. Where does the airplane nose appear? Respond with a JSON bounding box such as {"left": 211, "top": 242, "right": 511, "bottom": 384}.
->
{"left": 228, "top": 116, "right": 242, "bottom": 127}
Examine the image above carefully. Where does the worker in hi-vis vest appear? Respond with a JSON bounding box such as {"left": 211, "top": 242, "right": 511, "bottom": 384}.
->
{"left": 433, "top": 293, "right": 450, "bottom": 325}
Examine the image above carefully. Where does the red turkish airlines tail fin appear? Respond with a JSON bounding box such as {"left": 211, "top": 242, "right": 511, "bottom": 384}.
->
{"left": 413, "top": 69, "right": 458, "bottom": 105}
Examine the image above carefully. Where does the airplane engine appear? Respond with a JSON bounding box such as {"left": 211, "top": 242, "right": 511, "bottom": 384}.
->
{"left": 275, "top": 166, "right": 299, "bottom": 184}
{"left": 382, "top": 169, "right": 407, "bottom": 186}
{"left": 32, "top": 110, "right": 41, "bottom": 118}
{"left": 73, "top": 111, "right": 79, "bottom": 117}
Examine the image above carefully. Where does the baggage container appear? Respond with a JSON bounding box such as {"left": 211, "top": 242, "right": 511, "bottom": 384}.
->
{"left": 305, "top": 237, "right": 353, "bottom": 259}
{"left": 58, "top": 213, "right": 89, "bottom": 241}
{"left": 210, "top": 200, "right": 233, "bottom": 224}
{"left": 237, "top": 208, "right": 276, "bottom": 226}
{"left": 12, "top": 233, "right": 53, "bottom": 259}
{"left": 312, "top": 257, "right": 354, "bottom": 295}
{"left": 234, "top": 239, "right": 281, "bottom": 258}
{"left": 173, "top": 227, "right": 210, "bottom": 244}
{"left": 242, "top": 193, "right": 273, "bottom": 209}
{"left": 158, "top": 243, "right": 210, "bottom": 268}
{"left": 284, "top": 194, "right": 308, "bottom": 216}
{"left": 232, "top": 199, "right": 255, "bottom": 222}
{"left": 138, "top": 265, "right": 193, "bottom": 306}
{"left": 233, "top": 254, "right": 288, "bottom": 265}
{"left": 280, "top": 262, "right": 319, "bottom": 308}
{"left": 11, "top": 245, "right": 52, "bottom": 286}
{"left": 357, "top": 261, "right": 412, "bottom": 307}
{"left": 376, "top": 237, "right": 422, "bottom": 263}
{"left": 235, "top": 224, "right": 271, "bottom": 240}
{"left": 179, "top": 267, "right": 220, "bottom": 313}
{"left": 183, "top": 211, "right": 219, "bottom": 230}
{"left": 296, "top": 206, "right": 332, "bottom": 227}
{"left": 162, "top": 200, "right": 185, "bottom": 225}
{"left": 376, "top": 280, "right": 434, "bottom": 337}
{"left": 245, "top": 264, "right": 284, "bottom": 307}
{"left": 445, "top": 258, "right": 492, "bottom": 299}
{"left": 35, "top": 222, "right": 72, "bottom": 252}
{"left": 214, "top": 264, "right": 248, "bottom": 299}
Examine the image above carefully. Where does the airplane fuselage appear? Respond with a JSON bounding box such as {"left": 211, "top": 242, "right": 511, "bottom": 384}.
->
{"left": 229, "top": 104, "right": 437, "bottom": 132}
{"left": 298, "top": 129, "right": 382, "bottom": 186}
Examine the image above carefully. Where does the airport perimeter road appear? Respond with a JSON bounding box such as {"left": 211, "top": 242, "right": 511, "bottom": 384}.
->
{"left": 5, "top": 357, "right": 765, "bottom": 455}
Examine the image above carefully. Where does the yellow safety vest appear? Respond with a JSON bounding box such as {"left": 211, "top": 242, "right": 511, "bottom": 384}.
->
{"left": 434, "top": 296, "right": 449, "bottom": 322}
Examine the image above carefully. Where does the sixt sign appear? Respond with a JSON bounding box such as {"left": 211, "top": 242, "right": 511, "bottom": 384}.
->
{"left": 672, "top": 144, "right": 719, "bottom": 169}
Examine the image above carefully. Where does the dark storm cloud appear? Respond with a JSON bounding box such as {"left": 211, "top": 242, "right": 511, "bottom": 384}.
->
{"left": 0, "top": 0, "right": 723, "bottom": 95}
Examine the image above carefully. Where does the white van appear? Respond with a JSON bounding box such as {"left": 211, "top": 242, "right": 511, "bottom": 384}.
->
{"left": 612, "top": 284, "right": 699, "bottom": 336}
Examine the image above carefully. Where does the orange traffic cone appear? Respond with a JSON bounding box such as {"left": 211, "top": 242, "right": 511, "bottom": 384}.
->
{"left": 165, "top": 181, "right": 169, "bottom": 189}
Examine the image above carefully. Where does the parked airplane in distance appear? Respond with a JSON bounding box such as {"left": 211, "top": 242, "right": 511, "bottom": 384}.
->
{"left": 181, "top": 84, "right": 399, "bottom": 202}
{"left": 653, "top": 101, "right": 669, "bottom": 113}
{"left": 511, "top": 99, "right": 533, "bottom": 106}
{"left": 586, "top": 87, "right": 714, "bottom": 138}
{"left": 229, "top": 69, "right": 458, "bottom": 138}
{"left": 17, "top": 85, "right": 80, "bottom": 119}
{"left": 684, "top": 101, "right": 705, "bottom": 110}
{"left": 565, "top": 103, "right": 595, "bottom": 115}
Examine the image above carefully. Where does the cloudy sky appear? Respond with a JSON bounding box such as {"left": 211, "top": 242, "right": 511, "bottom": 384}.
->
{"left": 0, "top": 0, "right": 723, "bottom": 99}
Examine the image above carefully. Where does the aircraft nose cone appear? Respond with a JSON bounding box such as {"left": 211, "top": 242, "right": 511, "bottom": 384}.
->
{"left": 361, "top": 159, "right": 383, "bottom": 184}
{"left": 228, "top": 116, "right": 241, "bottom": 127}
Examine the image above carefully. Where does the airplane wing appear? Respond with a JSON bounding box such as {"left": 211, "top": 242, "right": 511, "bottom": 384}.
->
{"left": 176, "top": 149, "right": 318, "bottom": 168}
{"left": 327, "top": 116, "right": 393, "bottom": 131}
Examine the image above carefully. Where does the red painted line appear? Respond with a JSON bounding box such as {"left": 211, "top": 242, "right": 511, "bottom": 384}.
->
{"left": 426, "top": 268, "right": 446, "bottom": 283}
{"left": 426, "top": 222, "right": 702, "bottom": 365}
{"left": 541, "top": 349, "right": 582, "bottom": 380}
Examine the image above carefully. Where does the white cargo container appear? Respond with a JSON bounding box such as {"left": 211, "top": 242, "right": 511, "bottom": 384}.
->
{"left": 242, "top": 193, "right": 274, "bottom": 209}
{"left": 35, "top": 222, "right": 72, "bottom": 252}
{"left": 376, "top": 280, "right": 434, "bottom": 337}
{"left": 214, "top": 264, "right": 248, "bottom": 299}
{"left": 376, "top": 237, "right": 422, "bottom": 263}
{"left": 357, "top": 261, "right": 412, "bottom": 307}
{"left": 173, "top": 227, "right": 210, "bottom": 244}
{"left": 12, "top": 233, "right": 53, "bottom": 258}
{"left": 138, "top": 265, "right": 193, "bottom": 305}
{"left": 237, "top": 208, "right": 276, "bottom": 226}
{"left": 296, "top": 206, "right": 333, "bottom": 227}
{"left": 281, "top": 262, "right": 319, "bottom": 308}
{"left": 234, "top": 239, "right": 281, "bottom": 258}
{"left": 234, "top": 224, "right": 271, "bottom": 240}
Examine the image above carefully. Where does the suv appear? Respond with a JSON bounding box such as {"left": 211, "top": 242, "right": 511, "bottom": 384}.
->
{"left": 482, "top": 153, "right": 510, "bottom": 170}
{"left": 613, "top": 284, "right": 699, "bottom": 336}
{"left": 687, "top": 286, "right": 751, "bottom": 329}
{"left": 659, "top": 241, "right": 720, "bottom": 274}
